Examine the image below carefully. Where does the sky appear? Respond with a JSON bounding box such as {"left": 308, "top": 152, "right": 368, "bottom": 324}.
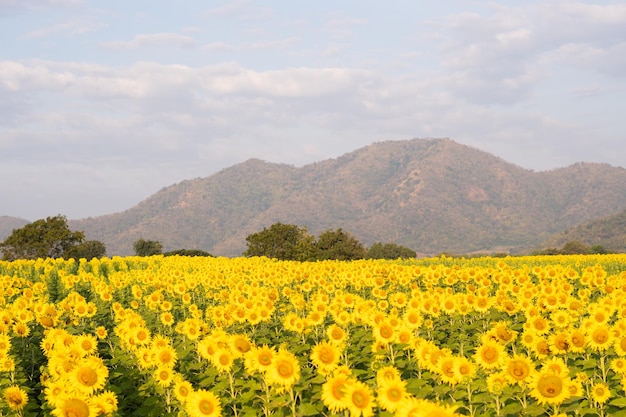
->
{"left": 1, "top": 0, "right": 625, "bottom": 221}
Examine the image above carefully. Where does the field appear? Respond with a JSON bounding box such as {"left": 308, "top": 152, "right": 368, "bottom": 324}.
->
{"left": 1, "top": 254, "right": 626, "bottom": 416}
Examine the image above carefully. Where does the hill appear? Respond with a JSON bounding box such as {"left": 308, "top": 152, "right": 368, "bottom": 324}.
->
{"left": 3, "top": 138, "right": 626, "bottom": 257}
{"left": 0, "top": 216, "right": 30, "bottom": 240}
{"left": 539, "top": 208, "right": 626, "bottom": 253}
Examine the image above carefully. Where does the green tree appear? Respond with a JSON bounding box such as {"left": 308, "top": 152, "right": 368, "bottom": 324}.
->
{"left": 65, "top": 240, "right": 107, "bottom": 260}
{"left": 560, "top": 241, "right": 590, "bottom": 255}
{"left": 164, "top": 249, "right": 212, "bottom": 257}
{"left": 0, "top": 215, "right": 84, "bottom": 260}
{"left": 315, "top": 228, "right": 366, "bottom": 261}
{"left": 366, "top": 242, "right": 416, "bottom": 259}
{"left": 243, "top": 222, "right": 315, "bottom": 261}
{"left": 133, "top": 239, "right": 163, "bottom": 256}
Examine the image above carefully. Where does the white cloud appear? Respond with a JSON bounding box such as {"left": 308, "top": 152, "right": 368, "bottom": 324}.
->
{"left": 100, "top": 33, "right": 197, "bottom": 50}
{"left": 430, "top": 2, "right": 626, "bottom": 106}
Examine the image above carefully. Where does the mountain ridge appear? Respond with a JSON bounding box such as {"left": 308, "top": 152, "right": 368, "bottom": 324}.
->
{"left": 3, "top": 138, "right": 626, "bottom": 256}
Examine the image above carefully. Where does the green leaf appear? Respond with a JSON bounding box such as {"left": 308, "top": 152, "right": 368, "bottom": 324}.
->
{"left": 501, "top": 402, "right": 522, "bottom": 415}
{"left": 610, "top": 398, "right": 626, "bottom": 407}
{"left": 522, "top": 403, "right": 546, "bottom": 416}
{"left": 298, "top": 403, "right": 322, "bottom": 416}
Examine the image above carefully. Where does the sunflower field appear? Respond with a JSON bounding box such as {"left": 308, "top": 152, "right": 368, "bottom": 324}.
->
{"left": 1, "top": 253, "right": 626, "bottom": 417}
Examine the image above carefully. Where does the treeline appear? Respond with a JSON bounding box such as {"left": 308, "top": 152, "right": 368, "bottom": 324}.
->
{"left": 532, "top": 240, "right": 615, "bottom": 256}
{"left": 0, "top": 217, "right": 416, "bottom": 261}
{"left": 242, "top": 222, "right": 416, "bottom": 261}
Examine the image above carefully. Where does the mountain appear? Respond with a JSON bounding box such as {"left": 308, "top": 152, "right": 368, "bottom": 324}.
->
{"left": 539, "top": 208, "right": 626, "bottom": 253}
{"left": 3, "top": 138, "right": 626, "bottom": 257}
{"left": 0, "top": 216, "right": 30, "bottom": 240}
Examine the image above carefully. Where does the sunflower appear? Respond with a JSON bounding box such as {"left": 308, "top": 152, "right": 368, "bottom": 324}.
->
{"left": 244, "top": 345, "right": 275, "bottom": 375}
{"left": 89, "top": 391, "right": 118, "bottom": 415}
{"left": 591, "top": 382, "right": 611, "bottom": 404}
{"left": 75, "top": 335, "right": 98, "bottom": 357}
{"left": 155, "top": 366, "right": 174, "bottom": 387}
{"left": 69, "top": 356, "right": 108, "bottom": 395}
{"left": 372, "top": 321, "right": 396, "bottom": 345}
{"left": 154, "top": 344, "right": 178, "bottom": 368}
{"left": 503, "top": 354, "right": 535, "bottom": 386}
{"left": 474, "top": 339, "right": 506, "bottom": 370}
{"left": 3, "top": 385, "right": 28, "bottom": 411}
{"left": 437, "top": 355, "right": 460, "bottom": 385}
{"left": 377, "top": 378, "right": 407, "bottom": 412}
{"left": 322, "top": 373, "right": 352, "bottom": 413}
{"left": 52, "top": 397, "right": 95, "bottom": 417}
{"left": 266, "top": 349, "right": 301, "bottom": 391}
{"left": 211, "top": 348, "right": 234, "bottom": 374}
{"left": 614, "top": 335, "right": 626, "bottom": 356}
{"left": 395, "top": 397, "right": 459, "bottom": 417}
{"left": 185, "top": 389, "right": 222, "bottom": 417}
{"left": 529, "top": 371, "right": 571, "bottom": 405}
{"left": 94, "top": 326, "right": 108, "bottom": 340}
{"left": 174, "top": 377, "right": 194, "bottom": 403}
{"left": 548, "top": 331, "right": 570, "bottom": 354}
{"left": 229, "top": 334, "right": 252, "bottom": 358}
{"left": 376, "top": 365, "right": 402, "bottom": 385}
{"left": 344, "top": 380, "right": 375, "bottom": 417}
{"left": 454, "top": 356, "right": 476, "bottom": 383}
{"left": 310, "top": 340, "right": 341, "bottom": 376}
{"left": 587, "top": 323, "right": 613, "bottom": 351}
{"left": 568, "top": 327, "right": 586, "bottom": 353}
{"left": 612, "top": 357, "right": 626, "bottom": 375}
{"left": 486, "top": 372, "right": 509, "bottom": 394}
{"left": 540, "top": 357, "right": 570, "bottom": 378}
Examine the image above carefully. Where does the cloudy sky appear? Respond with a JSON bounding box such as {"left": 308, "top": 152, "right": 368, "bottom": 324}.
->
{"left": 2, "top": 0, "right": 625, "bottom": 221}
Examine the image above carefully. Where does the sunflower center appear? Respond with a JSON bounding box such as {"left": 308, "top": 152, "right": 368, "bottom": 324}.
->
{"left": 386, "top": 387, "right": 402, "bottom": 401}
{"left": 482, "top": 346, "right": 498, "bottom": 362}
{"left": 258, "top": 352, "right": 272, "bottom": 366}
{"left": 78, "top": 368, "right": 98, "bottom": 387}
{"left": 63, "top": 398, "right": 91, "bottom": 417}
{"left": 593, "top": 329, "right": 609, "bottom": 344}
{"left": 351, "top": 390, "right": 369, "bottom": 408}
{"left": 319, "top": 348, "right": 335, "bottom": 364}
{"left": 198, "top": 399, "right": 214, "bottom": 415}
{"left": 277, "top": 361, "right": 294, "bottom": 378}
{"left": 538, "top": 375, "right": 563, "bottom": 398}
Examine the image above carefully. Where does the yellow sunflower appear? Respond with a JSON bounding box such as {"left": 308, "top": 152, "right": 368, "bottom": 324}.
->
{"left": 244, "top": 344, "right": 275, "bottom": 375}
{"left": 174, "top": 377, "right": 194, "bottom": 403}
{"left": 310, "top": 340, "right": 341, "bottom": 376}
{"left": 591, "top": 382, "right": 611, "bottom": 405}
{"left": 265, "top": 349, "right": 301, "bottom": 392}
{"left": 155, "top": 366, "right": 174, "bottom": 387}
{"left": 321, "top": 373, "right": 352, "bottom": 413}
{"left": 52, "top": 397, "right": 95, "bottom": 417}
{"left": 377, "top": 378, "right": 407, "bottom": 412}
{"left": 474, "top": 339, "right": 506, "bottom": 370}
{"left": 68, "top": 356, "right": 108, "bottom": 395}
{"left": 587, "top": 323, "right": 613, "bottom": 351}
{"left": 3, "top": 385, "right": 28, "bottom": 411}
{"left": 529, "top": 371, "right": 571, "bottom": 405}
{"left": 89, "top": 391, "right": 118, "bottom": 415}
{"left": 185, "top": 389, "right": 222, "bottom": 417}
{"left": 344, "top": 380, "right": 375, "bottom": 417}
{"left": 503, "top": 354, "right": 535, "bottom": 386}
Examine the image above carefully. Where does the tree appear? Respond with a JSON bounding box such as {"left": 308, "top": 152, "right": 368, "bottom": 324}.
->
{"left": 315, "top": 228, "right": 366, "bottom": 261}
{"left": 1, "top": 215, "right": 84, "bottom": 260}
{"left": 65, "top": 240, "right": 107, "bottom": 260}
{"left": 366, "top": 242, "right": 416, "bottom": 259}
{"left": 133, "top": 239, "right": 163, "bottom": 256}
{"left": 243, "top": 222, "right": 315, "bottom": 261}
{"left": 164, "top": 249, "right": 212, "bottom": 257}
{"left": 560, "top": 241, "right": 590, "bottom": 255}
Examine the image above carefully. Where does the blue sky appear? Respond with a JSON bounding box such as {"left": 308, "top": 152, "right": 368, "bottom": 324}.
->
{"left": 1, "top": 0, "right": 625, "bottom": 221}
